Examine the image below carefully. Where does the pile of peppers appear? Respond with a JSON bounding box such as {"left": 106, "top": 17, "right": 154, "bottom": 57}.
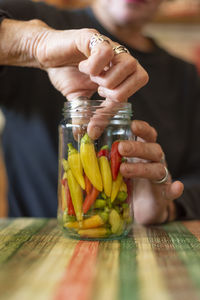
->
{"left": 61, "top": 133, "right": 132, "bottom": 239}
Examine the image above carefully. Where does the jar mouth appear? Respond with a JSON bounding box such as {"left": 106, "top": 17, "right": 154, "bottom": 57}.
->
{"left": 63, "top": 99, "right": 132, "bottom": 119}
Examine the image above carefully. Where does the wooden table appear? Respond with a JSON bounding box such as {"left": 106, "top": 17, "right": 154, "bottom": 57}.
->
{"left": 1, "top": 218, "right": 200, "bottom": 300}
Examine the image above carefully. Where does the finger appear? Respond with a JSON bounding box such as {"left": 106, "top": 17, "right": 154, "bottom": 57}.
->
{"left": 165, "top": 181, "right": 184, "bottom": 201}
{"left": 90, "top": 54, "right": 138, "bottom": 89}
{"left": 118, "top": 140, "right": 163, "bottom": 162}
{"left": 120, "top": 162, "right": 166, "bottom": 180}
{"left": 131, "top": 120, "right": 157, "bottom": 142}
{"left": 87, "top": 99, "right": 125, "bottom": 140}
{"left": 78, "top": 38, "right": 114, "bottom": 76}
{"left": 97, "top": 64, "right": 149, "bottom": 102}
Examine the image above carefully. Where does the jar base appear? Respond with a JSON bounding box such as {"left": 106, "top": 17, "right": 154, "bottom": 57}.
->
{"left": 61, "top": 225, "right": 132, "bottom": 241}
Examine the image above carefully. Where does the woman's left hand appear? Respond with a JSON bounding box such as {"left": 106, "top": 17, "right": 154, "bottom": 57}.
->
{"left": 118, "top": 120, "right": 184, "bottom": 225}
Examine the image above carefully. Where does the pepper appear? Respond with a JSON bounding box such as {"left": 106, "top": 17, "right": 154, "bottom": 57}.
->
{"left": 111, "top": 141, "right": 122, "bottom": 180}
{"left": 63, "top": 209, "right": 76, "bottom": 223}
{"left": 97, "top": 145, "right": 109, "bottom": 158}
{"left": 65, "top": 214, "right": 105, "bottom": 229}
{"left": 63, "top": 159, "right": 83, "bottom": 222}
{"left": 80, "top": 133, "right": 103, "bottom": 191}
{"left": 94, "top": 199, "right": 107, "bottom": 209}
{"left": 78, "top": 227, "right": 111, "bottom": 238}
{"left": 64, "top": 179, "right": 76, "bottom": 215}
{"left": 116, "top": 191, "right": 128, "bottom": 203}
{"left": 99, "top": 155, "right": 112, "bottom": 197}
{"left": 68, "top": 143, "right": 85, "bottom": 190}
{"left": 111, "top": 172, "right": 123, "bottom": 202}
{"left": 109, "top": 209, "right": 122, "bottom": 234}
{"left": 84, "top": 174, "right": 92, "bottom": 195}
{"left": 61, "top": 174, "right": 67, "bottom": 211}
{"left": 83, "top": 186, "right": 99, "bottom": 213}
{"left": 119, "top": 180, "right": 127, "bottom": 193}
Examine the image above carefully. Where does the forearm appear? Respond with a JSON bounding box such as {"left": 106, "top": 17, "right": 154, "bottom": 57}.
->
{"left": 0, "top": 18, "right": 49, "bottom": 68}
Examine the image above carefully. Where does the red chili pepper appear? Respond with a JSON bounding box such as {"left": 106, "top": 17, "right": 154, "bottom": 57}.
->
{"left": 84, "top": 174, "right": 92, "bottom": 195}
{"left": 97, "top": 145, "right": 109, "bottom": 158}
{"left": 62, "top": 178, "right": 75, "bottom": 215}
{"left": 111, "top": 141, "right": 122, "bottom": 180}
{"left": 83, "top": 186, "right": 99, "bottom": 214}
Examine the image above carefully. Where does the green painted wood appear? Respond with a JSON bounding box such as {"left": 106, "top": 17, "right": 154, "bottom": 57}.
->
{"left": 119, "top": 237, "right": 139, "bottom": 300}
{"left": 0, "top": 219, "right": 200, "bottom": 300}
{"left": 0, "top": 218, "right": 48, "bottom": 265}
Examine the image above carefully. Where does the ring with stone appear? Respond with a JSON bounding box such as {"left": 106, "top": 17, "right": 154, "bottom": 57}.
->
{"left": 113, "top": 45, "right": 130, "bottom": 55}
{"left": 89, "top": 33, "right": 110, "bottom": 50}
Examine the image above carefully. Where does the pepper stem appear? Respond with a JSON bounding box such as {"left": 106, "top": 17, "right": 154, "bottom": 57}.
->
{"left": 101, "top": 145, "right": 109, "bottom": 150}
{"left": 81, "top": 133, "right": 92, "bottom": 144}
{"left": 68, "top": 143, "right": 78, "bottom": 155}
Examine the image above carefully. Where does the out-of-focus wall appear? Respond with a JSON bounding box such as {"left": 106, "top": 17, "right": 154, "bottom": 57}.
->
{"left": 147, "top": 0, "right": 200, "bottom": 73}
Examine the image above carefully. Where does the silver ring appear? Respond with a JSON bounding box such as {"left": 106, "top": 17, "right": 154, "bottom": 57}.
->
{"left": 153, "top": 166, "right": 169, "bottom": 184}
{"left": 113, "top": 45, "right": 130, "bottom": 55}
{"left": 89, "top": 33, "right": 110, "bottom": 50}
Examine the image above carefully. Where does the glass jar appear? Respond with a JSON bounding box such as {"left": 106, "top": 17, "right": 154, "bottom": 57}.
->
{"left": 58, "top": 99, "right": 134, "bottom": 240}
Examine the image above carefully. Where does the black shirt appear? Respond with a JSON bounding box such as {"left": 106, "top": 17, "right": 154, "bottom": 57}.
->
{"left": 0, "top": 0, "right": 200, "bottom": 218}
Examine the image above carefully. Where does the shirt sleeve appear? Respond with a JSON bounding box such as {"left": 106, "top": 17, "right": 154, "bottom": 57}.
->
{"left": 0, "top": 9, "right": 11, "bottom": 24}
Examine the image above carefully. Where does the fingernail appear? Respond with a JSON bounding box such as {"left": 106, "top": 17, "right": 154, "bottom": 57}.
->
{"left": 98, "top": 87, "right": 106, "bottom": 97}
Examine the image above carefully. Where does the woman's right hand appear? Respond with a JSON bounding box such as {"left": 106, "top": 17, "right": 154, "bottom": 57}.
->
{"left": 32, "top": 23, "right": 149, "bottom": 102}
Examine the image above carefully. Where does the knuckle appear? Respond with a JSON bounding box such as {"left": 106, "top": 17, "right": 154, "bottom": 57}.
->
{"left": 82, "top": 28, "right": 98, "bottom": 36}
{"left": 87, "top": 63, "right": 97, "bottom": 76}
{"left": 102, "top": 77, "right": 115, "bottom": 89}
{"left": 129, "top": 58, "right": 138, "bottom": 72}
{"left": 101, "top": 46, "right": 113, "bottom": 60}
{"left": 114, "top": 90, "right": 126, "bottom": 102}
{"left": 158, "top": 164, "right": 166, "bottom": 179}
{"left": 139, "top": 69, "right": 149, "bottom": 86}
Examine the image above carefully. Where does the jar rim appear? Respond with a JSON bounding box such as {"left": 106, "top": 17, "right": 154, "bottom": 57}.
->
{"left": 63, "top": 99, "right": 132, "bottom": 118}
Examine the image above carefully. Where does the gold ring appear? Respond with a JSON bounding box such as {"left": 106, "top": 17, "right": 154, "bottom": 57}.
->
{"left": 113, "top": 45, "right": 130, "bottom": 55}
{"left": 89, "top": 33, "right": 110, "bottom": 50}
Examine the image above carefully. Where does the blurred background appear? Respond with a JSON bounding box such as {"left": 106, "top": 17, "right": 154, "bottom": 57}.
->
{"left": 33, "top": 0, "right": 200, "bottom": 74}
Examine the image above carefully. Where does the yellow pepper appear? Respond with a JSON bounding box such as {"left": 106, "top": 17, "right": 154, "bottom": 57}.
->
{"left": 80, "top": 133, "right": 102, "bottom": 191}
{"left": 61, "top": 172, "right": 67, "bottom": 211}
{"left": 62, "top": 159, "right": 83, "bottom": 222}
{"left": 68, "top": 143, "right": 85, "bottom": 190}
{"left": 65, "top": 214, "right": 105, "bottom": 229}
{"left": 119, "top": 180, "right": 127, "bottom": 193}
{"left": 109, "top": 209, "right": 123, "bottom": 234}
{"left": 111, "top": 172, "right": 123, "bottom": 202}
{"left": 78, "top": 227, "right": 111, "bottom": 238}
{"left": 99, "top": 156, "right": 112, "bottom": 197}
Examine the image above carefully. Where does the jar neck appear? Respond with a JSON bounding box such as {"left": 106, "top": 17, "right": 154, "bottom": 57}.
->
{"left": 63, "top": 99, "right": 132, "bottom": 122}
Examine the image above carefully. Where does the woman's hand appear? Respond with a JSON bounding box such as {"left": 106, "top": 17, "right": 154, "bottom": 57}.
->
{"left": 118, "top": 120, "right": 184, "bottom": 225}
{"left": 34, "top": 26, "right": 148, "bottom": 102}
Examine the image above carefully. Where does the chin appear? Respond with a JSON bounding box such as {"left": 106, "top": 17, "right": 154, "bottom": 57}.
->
{"left": 114, "top": 12, "right": 146, "bottom": 26}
